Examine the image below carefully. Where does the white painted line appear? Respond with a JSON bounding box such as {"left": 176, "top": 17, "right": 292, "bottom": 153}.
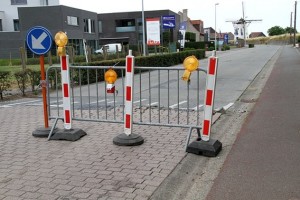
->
{"left": 50, "top": 104, "right": 64, "bottom": 108}
{"left": 26, "top": 103, "right": 43, "bottom": 106}
{"left": 0, "top": 105, "right": 12, "bottom": 108}
{"left": 192, "top": 104, "right": 204, "bottom": 111}
{"left": 133, "top": 99, "right": 147, "bottom": 104}
{"left": 3, "top": 99, "right": 41, "bottom": 106}
{"left": 90, "top": 99, "right": 106, "bottom": 104}
{"left": 169, "top": 101, "right": 187, "bottom": 109}
{"left": 223, "top": 102, "right": 234, "bottom": 111}
{"left": 50, "top": 100, "right": 63, "bottom": 103}
{"left": 50, "top": 101, "right": 79, "bottom": 108}
{"left": 148, "top": 102, "right": 158, "bottom": 106}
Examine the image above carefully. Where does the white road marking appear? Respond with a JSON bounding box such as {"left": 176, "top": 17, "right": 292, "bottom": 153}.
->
{"left": 169, "top": 101, "right": 187, "bottom": 109}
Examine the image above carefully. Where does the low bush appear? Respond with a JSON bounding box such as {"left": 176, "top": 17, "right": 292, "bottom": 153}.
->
{"left": 0, "top": 71, "right": 11, "bottom": 100}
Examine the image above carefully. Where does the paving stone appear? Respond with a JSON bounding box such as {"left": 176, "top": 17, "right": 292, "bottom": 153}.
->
{"left": 21, "top": 192, "right": 41, "bottom": 199}
{"left": 0, "top": 102, "right": 204, "bottom": 199}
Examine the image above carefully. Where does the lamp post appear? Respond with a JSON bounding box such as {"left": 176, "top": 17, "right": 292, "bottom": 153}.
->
{"left": 215, "top": 3, "right": 219, "bottom": 53}
{"left": 294, "top": 1, "right": 297, "bottom": 47}
{"left": 142, "top": 0, "right": 146, "bottom": 56}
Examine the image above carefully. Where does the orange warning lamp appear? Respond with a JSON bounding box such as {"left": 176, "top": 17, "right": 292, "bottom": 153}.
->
{"left": 55, "top": 31, "right": 68, "bottom": 56}
{"left": 105, "top": 68, "right": 117, "bottom": 93}
{"left": 182, "top": 55, "right": 199, "bottom": 82}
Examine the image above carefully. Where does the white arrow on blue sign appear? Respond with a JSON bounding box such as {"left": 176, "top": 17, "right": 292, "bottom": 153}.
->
{"left": 26, "top": 26, "right": 53, "bottom": 55}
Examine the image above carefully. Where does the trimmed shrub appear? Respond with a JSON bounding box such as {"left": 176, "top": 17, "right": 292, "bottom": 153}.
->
{"left": 0, "top": 71, "right": 11, "bottom": 100}
{"left": 14, "top": 70, "right": 28, "bottom": 96}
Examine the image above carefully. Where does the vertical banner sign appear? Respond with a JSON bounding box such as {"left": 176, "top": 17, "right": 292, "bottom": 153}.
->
{"left": 162, "top": 15, "right": 176, "bottom": 29}
{"left": 146, "top": 18, "right": 161, "bottom": 46}
{"left": 224, "top": 34, "right": 229, "bottom": 44}
{"left": 179, "top": 21, "right": 187, "bottom": 48}
{"left": 204, "top": 29, "right": 211, "bottom": 41}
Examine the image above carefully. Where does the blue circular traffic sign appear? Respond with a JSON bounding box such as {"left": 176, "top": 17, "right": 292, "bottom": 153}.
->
{"left": 26, "top": 26, "right": 53, "bottom": 55}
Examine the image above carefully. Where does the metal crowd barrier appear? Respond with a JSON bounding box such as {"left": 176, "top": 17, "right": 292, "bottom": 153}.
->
{"left": 46, "top": 65, "right": 208, "bottom": 129}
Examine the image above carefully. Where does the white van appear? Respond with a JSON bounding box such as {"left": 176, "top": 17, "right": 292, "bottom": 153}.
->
{"left": 95, "top": 43, "right": 122, "bottom": 54}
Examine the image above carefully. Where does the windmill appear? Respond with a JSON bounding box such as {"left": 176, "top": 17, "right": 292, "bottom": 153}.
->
{"left": 226, "top": 1, "right": 262, "bottom": 46}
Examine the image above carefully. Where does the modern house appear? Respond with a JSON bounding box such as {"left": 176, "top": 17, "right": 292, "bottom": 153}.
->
{"left": 0, "top": 0, "right": 60, "bottom": 32}
{"left": 18, "top": 5, "right": 99, "bottom": 56}
{"left": 0, "top": 0, "right": 60, "bottom": 58}
{"left": 0, "top": 1, "right": 204, "bottom": 58}
{"left": 97, "top": 10, "right": 180, "bottom": 47}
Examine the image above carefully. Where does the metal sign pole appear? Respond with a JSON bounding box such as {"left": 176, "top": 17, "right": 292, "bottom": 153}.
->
{"left": 40, "top": 55, "right": 49, "bottom": 128}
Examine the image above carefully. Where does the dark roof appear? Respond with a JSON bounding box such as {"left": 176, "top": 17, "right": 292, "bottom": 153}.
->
{"left": 249, "top": 32, "right": 266, "bottom": 38}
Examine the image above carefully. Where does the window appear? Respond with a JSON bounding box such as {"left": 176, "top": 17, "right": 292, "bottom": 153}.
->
{"left": 115, "top": 19, "right": 136, "bottom": 32}
{"left": 13, "top": 19, "right": 19, "bottom": 31}
{"left": 116, "top": 19, "right": 135, "bottom": 27}
{"left": 90, "top": 19, "right": 95, "bottom": 33}
{"left": 98, "top": 21, "right": 102, "bottom": 33}
{"left": 0, "top": 19, "right": 2, "bottom": 31}
{"left": 67, "top": 16, "right": 79, "bottom": 26}
{"left": 84, "top": 19, "right": 95, "bottom": 33}
{"left": 83, "top": 19, "right": 88, "bottom": 33}
{"left": 11, "top": 0, "right": 27, "bottom": 5}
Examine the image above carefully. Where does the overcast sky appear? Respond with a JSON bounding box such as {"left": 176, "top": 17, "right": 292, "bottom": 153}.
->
{"left": 60, "top": 0, "right": 299, "bottom": 36}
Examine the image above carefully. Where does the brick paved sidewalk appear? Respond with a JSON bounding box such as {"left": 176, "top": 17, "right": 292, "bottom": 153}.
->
{"left": 0, "top": 104, "right": 196, "bottom": 200}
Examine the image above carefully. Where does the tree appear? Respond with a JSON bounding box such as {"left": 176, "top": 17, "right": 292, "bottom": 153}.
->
{"left": 267, "top": 26, "right": 285, "bottom": 36}
{"left": 284, "top": 27, "right": 297, "bottom": 34}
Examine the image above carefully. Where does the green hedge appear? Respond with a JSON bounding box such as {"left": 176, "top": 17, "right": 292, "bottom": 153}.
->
{"left": 76, "top": 49, "right": 205, "bottom": 67}
{"left": 72, "top": 50, "right": 205, "bottom": 85}
{"left": 0, "top": 50, "right": 205, "bottom": 97}
{"left": 185, "top": 41, "right": 215, "bottom": 50}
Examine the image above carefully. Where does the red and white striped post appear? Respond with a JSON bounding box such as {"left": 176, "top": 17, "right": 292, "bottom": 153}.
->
{"left": 113, "top": 50, "right": 144, "bottom": 146}
{"left": 201, "top": 55, "right": 218, "bottom": 141}
{"left": 50, "top": 53, "right": 86, "bottom": 141}
{"left": 124, "top": 50, "right": 134, "bottom": 136}
{"left": 60, "top": 55, "right": 72, "bottom": 130}
{"left": 186, "top": 51, "right": 222, "bottom": 157}
{"left": 49, "top": 31, "right": 86, "bottom": 141}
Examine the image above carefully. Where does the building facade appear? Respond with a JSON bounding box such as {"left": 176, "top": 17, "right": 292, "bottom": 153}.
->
{"left": 97, "top": 10, "right": 180, "bottom": 47}
{"left": 0, "top": 0, "right": 59, "bottom": 32}
{"left": 0, "top": 3, "right": 201, "bottom": 59}
{"left": 18, "top": 5, "right": 99, "bottom": 56}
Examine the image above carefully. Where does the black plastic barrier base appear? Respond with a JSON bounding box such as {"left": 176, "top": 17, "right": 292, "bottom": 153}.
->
{"left": 186, "top": 139, "right": 222, "bottom": 157}
{"left": 32, "top": 127, "right": 56, "bottom": 138}
{"left": 49, "top": 128, "right": 86, "bottom": 141}
{"left": 113, "top": 133, "right": 144, "bottom": 146}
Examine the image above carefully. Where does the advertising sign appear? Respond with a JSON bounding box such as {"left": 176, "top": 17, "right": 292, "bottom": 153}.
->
{"left": 162, "top": 15, "right": 175, "bottom": 29}
{"left": 146, "top": 18, "right": 160, "bottom": 46}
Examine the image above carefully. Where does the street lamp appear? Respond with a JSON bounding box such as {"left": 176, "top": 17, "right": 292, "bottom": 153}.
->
{"left": 215, "top": 3, "right": 219, "bottom": 53}
{"left": 142, "top": 0, "right": 146, "bottom": 56}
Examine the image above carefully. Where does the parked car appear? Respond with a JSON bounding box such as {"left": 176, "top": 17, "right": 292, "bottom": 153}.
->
{"left": 95, "top": 43, "right": 122, "bottom": 54}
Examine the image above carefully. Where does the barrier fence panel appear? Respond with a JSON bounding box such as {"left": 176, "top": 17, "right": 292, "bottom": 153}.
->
{"left": 46, "top": 65, "right": 207, "bottom": 128}
{"left": 46, "top": 52, "right": 222, "bottom": 156}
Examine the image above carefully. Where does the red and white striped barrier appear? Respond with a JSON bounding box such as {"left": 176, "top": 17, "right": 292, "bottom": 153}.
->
{"left": 60, "top": 55, "right": 72, "bottom": 130}
{"left": 201, "top": 55, "right": 218, "bottom": 141}
{"left": 113, "top": 50, "right": 143, "bottom": 146}
{"left": 124, "top": 50, "right": 134, "bottom": 136}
